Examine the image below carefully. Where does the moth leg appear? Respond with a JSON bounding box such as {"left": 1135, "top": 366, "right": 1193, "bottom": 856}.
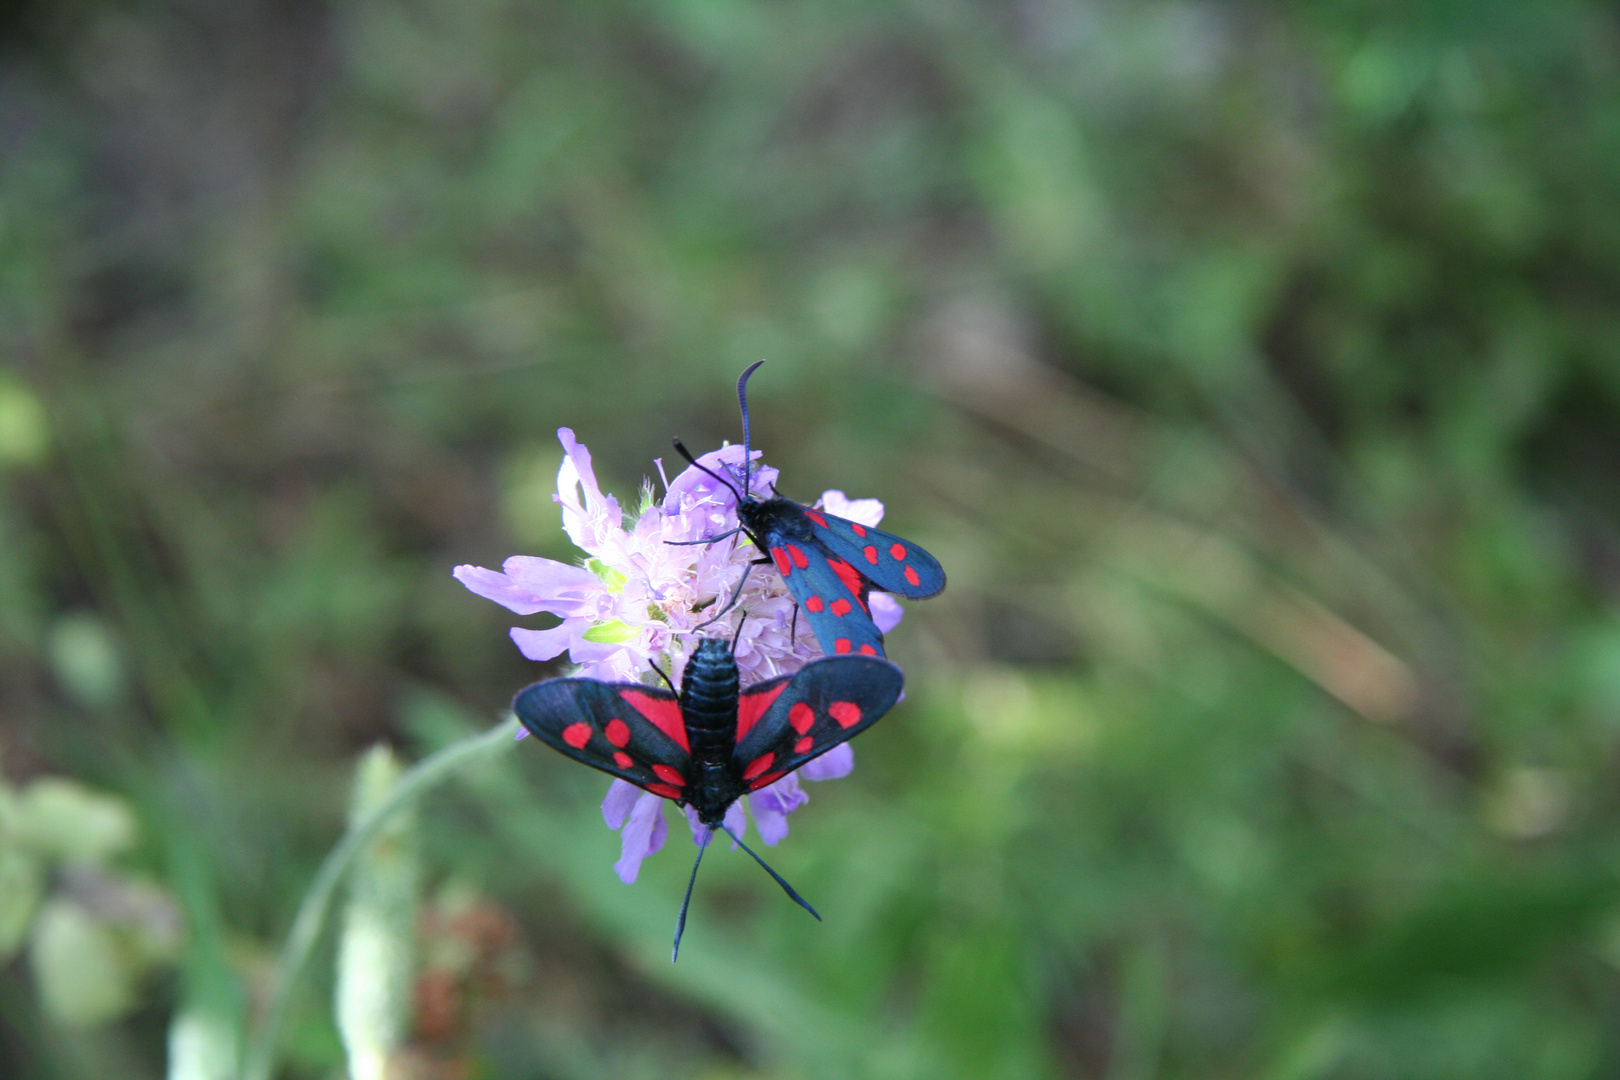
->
{"left": 694, "top": 560, "right": 765, "bottom": 630}
{"left": 648, "top": 661, "right": 678, "bottom": 695}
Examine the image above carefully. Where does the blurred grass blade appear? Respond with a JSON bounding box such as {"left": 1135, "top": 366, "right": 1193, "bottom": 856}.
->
{"left": 335, "top": 746, "right": 421, "bottom": 1080}
{"left": 167, "top": 1005, "right": 238, "bottom": 1080}
{"left": 241, "top": 716, "right": 520, "bottom": 1080}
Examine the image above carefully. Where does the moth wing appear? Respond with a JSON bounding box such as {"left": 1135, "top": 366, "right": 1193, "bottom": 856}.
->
{"left": 766, "top": 529, "right": 887, "bottom": 658}
{"left": 730, "top": 656, "right": 904, "bottom": 790}
{"left": 805, "top": 509, "right": 945, "bottom": 599}
{"left": 512, "top": 678, "right": 694, "bottom": 800}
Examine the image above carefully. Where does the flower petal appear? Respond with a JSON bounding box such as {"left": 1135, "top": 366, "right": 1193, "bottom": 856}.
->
{"left": 800, "top": 742, "right": 854, "bottom": 781}
{"left": 723, "top": 800, "right": 748, "bottom": 846}
{"left": 683, "top": 805, "right": 706, "bottom": 845}
{"left": 556, "top": 428, "right": 623, "bottom": 552}
{"left": 453, "top": 558, "right": 604, "bottom": 617}
{"left": 613, "top": 792, "right": 666, "bottom": 884}
{"left": 750, "top": 773, "right": 808, "bottom": 846}
{"left": 870, "top": 592, "right": 904, "bottom": 634}
{"left": 602, "top": 779, "right": 643, "bottom": 829}
{"left": 662, "top": 444, "right": 778, "bottom": 513}
{"left": 510, "top": 617, "right": 591, "bottom": 661}
{"left": 820, "top": 490, "right": 884, "bottom": 527}
{"left": 501, "top": 556, "right": 605, "bottom": 604}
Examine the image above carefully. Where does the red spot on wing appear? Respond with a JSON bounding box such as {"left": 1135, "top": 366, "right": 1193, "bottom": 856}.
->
{"left": 604, "top": 718, "right": 630, "bottom": 747}
{"left": 851, "top": 523, "right": 866, "bottom": 537}
{"left": 789, "top": 702, "right": 814, "bottom": 734}
{"left": 771, "top": 547, "right": 791, "bottom": 575}
{"left": 749, "top": 770, "right": 787, "bottom": 790}
{"left": 787, "top": 544, "right": 809, "bottom": 569}
{"left": 646, "top": 783, "right": 682, "bottom": 799}
{"left": 859, "top": 644, "right": 878, "bottom": 656}
{"left": 828, "top": 701, "right": 862, "bottom": 728}
{"left": 826, "top": 558, "right": 869, "bottom": 613}
{"left": 736, "top": 681, "right": 787, "bottom": 742}
{"left": 835, "top": 638, "right": 852, "bottom": 654}
{"left": 613, "top": 751, "right": 633, "bottom": 769}
{"left": 863, "top": 545, "right": 879, "bottom": 565}
{"left": 830, "top": 598, "right": 851, "bottom": 617}
{"left": 743, "top": 753, "right": 775, "bottom": 780}
{"left": 652, "top": 764, "right": 686, "bottom": 787}
{"left": 618, "top": 689, "right": 689, "bottom": 752}
{"left": 794, "top": 736, "right": 813, "bottom": 754}
{"left": 805, "top": 509, "right": 828, "bottom": 527}
{"left": 805, "top": 595, "right": 824, "bottom": 613}
{"left": 904, "top": 564, "right": 921, "bottom": 587}
{"left": 562, "top": 722, "right": 592, "bottom": 749}
{"left": 889, "top": 543, "right": 906, "bottom": 560}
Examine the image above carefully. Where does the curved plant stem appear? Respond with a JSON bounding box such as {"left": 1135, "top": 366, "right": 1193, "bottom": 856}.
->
{"left": 240, "top": 715, "right": 523, "bottom": 1080}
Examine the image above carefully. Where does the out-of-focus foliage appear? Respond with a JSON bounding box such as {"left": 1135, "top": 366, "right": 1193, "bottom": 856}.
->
{"left": 4, "top": 0, "right": 1620, "bottom": 1077}
{"left": 0, "top": 767, "right": 179, "bottom": 1031}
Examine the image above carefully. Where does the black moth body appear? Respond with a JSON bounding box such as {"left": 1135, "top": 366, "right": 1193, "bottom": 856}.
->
{"left": 512, "top": 638, "right": 904, "bottom": 827}
{"left": 667, "top": 635, "right": 744, "bottom": 824}
{"left": 672, "top": 361, "right": 946, "bottom": 660}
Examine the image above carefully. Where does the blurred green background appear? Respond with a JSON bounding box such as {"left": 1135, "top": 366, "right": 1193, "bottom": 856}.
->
{"left": 5, "top": 0, "right": 1620, "bottom": 1077}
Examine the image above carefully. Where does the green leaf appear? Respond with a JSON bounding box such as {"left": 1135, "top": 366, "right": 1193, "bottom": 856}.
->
{"left": 13, "top": 778, "right": 138, "bottom": 863}
{"left": 29, "top": 899, "right": 139, "bottom": 1027}
{"left": 0, "top": 844, "right": 43, "bottom": 958}
{"left": 583, "top": 558, "right": 628, "bottom": 592}
{"left": 582, "top": 619, "right": 639, "bottom": 644}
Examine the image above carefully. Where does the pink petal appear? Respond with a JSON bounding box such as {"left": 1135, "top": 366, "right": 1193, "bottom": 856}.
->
{"left": 870, "top": 592, "right": 905, "bottom": 634}
{"left": 801, "top": 742, "right": 854, "bottom": 781}
{"left": 723, "top": 800, "right": 748, "bottom": 846}
{"left": 602, "top": 779, "right": 643, "bottom": 829}
{"left": 683, "top": 805, "right": 706, "bottom": 845}
{"left": 820, "top": 490, "right": 884, "bottom": 527}
{"left": 510, "top": 617, "right": 590, "bottom": 661}
{"left": 557, "top": 427, "right": 609, "bottom": 507}
{"left": 613, "top": 793, "right": 666, "bottom": 884}
{"left": 749, "top": 773, "right": 808, "bottom": 846}
{"left": 452, "top": 559, "right": 602, "bottom": 616}
{"left": 662, "top": 444, "right": 778, "bottom": 512}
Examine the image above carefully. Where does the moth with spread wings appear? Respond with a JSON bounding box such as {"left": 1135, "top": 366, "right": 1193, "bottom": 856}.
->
{"left": 672, "top": 361, "right": 946, "bottom": 658}
{"left": 513, "top": 635, "right": 904, "bottom": 959}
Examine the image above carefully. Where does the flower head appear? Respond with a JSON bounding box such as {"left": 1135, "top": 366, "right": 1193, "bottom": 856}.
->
{"left": 455, "top": 428, "right": 904, "bottom": 882}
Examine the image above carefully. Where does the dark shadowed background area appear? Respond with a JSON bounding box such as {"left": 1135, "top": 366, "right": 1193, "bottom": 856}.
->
{"left": 5, "top": 1, "right": 1620, "bottom": 1077}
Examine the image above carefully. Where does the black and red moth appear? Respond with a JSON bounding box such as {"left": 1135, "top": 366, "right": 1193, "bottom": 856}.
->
{"left": 674, "top": 361, "right": 946, "bottom": 659}
{"left": 513, "top": 636, "right": 904, "bottom": 959}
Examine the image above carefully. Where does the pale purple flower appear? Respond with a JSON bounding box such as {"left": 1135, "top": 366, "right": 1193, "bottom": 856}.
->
{"left": 602, "top": 780, "right": 668, "bottom": 883}
{"left": 455, "top": 428, "right": 910, "bottom": 883}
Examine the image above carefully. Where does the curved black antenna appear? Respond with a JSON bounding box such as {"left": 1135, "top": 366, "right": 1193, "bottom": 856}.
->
{"left": 671, "top": 438, "right": 743, "bottom": 501}
{"left": 665, "top": 527, "right": 743, "bottom": 546}
{"left": 737, "top": 360, "right": 765, "bottom": 498}
{"left": 648, "top": 661, "right": 678, "bottom": 696}
{"left": 671, "top": 829, "right": 710, "bottom": 962}
{"left": 720, "top": 823, "right": 820, "bottom": 921}
{"left": 730, "top": 612, "right": 749, "bottom": 652}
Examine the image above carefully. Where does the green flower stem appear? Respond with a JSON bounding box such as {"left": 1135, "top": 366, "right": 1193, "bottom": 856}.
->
{"left": 240, "top": 715, "right": 522, "bottom": 1080}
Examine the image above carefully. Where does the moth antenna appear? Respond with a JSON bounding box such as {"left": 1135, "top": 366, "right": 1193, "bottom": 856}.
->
{"left": 671, "top": 438, "right": 743, "bottom": 501}
{"left": 730, "top": 612, "right": 749, "bottom": 652}
{"left": 649, "top": 661, "right": 678, "bottom": 696}
{"left": 720, "top": 823, "right": 820, "bottom": 922}
{"left": 737, "top": 360, "right": 765, "bottom": 498}
{"left": 672, "top": 830, "right": 711, "bottom": 962}
{"left": 665, "top": 526, "right": 743, "bottom": 546}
